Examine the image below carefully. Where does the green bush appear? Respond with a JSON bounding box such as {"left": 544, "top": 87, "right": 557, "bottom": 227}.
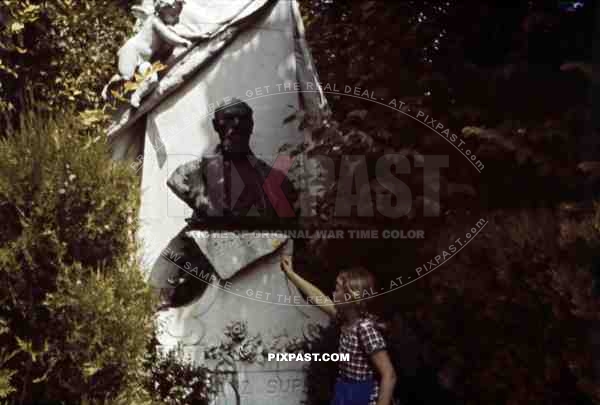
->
{"left": 0, "top": 106, "right": 158, "bottom": 404}
{"left": 0, "top": 0, "right": 134, "bottom": 128}
{"left": 142, "top": 334, "right": 214, "bottom": 405}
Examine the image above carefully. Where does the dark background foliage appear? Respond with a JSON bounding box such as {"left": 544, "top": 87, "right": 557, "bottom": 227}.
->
{"left": 296, "top": 0, "right": 600, "bottom": 404}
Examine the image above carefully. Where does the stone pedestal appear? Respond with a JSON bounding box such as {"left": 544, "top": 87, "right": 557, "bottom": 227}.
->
{"left": 212, "top": 362, "right": 313, "bottom": 405}
{"left": 155, "top": 236, "right": 330, "bottom": 405}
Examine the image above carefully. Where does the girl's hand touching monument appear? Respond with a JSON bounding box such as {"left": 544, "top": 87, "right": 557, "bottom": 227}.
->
{"left": 280, "top": 255, "right": 293, "bottom": 275}
{"left": 279, "top": 256, "right": 336, "bottom": 317}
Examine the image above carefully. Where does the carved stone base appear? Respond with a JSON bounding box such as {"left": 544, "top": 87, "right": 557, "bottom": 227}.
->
{"left": 155, "top": 237, "right": 330, "bottom": 405}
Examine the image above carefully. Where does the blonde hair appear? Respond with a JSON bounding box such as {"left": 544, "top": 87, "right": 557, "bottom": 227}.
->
{"left": 337, "top": 266, "right": 377, "bottom": 316}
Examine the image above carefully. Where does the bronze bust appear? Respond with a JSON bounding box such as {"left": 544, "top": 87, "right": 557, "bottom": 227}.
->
{"left": 154, "top": 98, "right": 298, "bottom": 309}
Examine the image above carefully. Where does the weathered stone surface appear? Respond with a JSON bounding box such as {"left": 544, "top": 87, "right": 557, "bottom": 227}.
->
{"left": 186, "top": 231, "right": 290, "bottom": 280}
{"left": 156, "top": 237, "right": 330, "bottom": 404}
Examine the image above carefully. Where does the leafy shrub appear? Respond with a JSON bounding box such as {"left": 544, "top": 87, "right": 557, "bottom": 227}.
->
{"left": 0, "top": 105, "right": 158, "bottom": 404}
{"left": 0, "top": 0, "right": 134, "bottom": 128}
{"left": 416, "top": 208, "right": 600, "bottom": 404}
{"left": 142, "top": 334, "right": 214, "bottom": 405}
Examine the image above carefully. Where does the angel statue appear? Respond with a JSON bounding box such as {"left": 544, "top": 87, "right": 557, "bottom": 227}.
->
{"left": 101, "top": 0, "right": 195, "bottom": 108}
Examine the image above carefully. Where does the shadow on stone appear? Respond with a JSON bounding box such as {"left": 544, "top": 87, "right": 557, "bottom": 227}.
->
{"left": 151, "top": 229, "right": 214, "bottom": 309}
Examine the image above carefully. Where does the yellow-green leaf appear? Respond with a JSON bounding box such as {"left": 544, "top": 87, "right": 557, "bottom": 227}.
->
{"left": 15, "top": 337, "right": 32, "bottom": 354}
{"left": 0, "top": 369, "right": 17, "bottom": 399}
{"left": 152, "top": 62, "right": 168, "bottom": 72}
{"left": 10, "top": 22, "right": 25, "bottom": 34}
{"left": 83, "top": 362, "right": 100, "bottom": 378}
{"left": 24, "top": 5, "right": 41, "bottom": 14}
{"left": 123, "top": 82, "right": 138, "bottom": 91}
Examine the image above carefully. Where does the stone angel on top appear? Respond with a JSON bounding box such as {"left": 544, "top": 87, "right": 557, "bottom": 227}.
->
{"left": 101, "top": 0, "right": 196, "bottom": 108}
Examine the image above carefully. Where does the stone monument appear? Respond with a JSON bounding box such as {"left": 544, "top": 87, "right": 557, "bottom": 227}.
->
{"left": 152, "top": 97, "right": 329, "bottom": 404}
{"left": 105, "top": 1, "right": 331, "bottom": 403}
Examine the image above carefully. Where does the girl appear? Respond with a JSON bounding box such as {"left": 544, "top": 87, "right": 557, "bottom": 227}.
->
{"left": 280, "top": 257, "right": 397, "bottom": 405}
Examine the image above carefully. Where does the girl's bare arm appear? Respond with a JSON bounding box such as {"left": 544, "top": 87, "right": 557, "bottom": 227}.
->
{"left": 371, "top": 350, "right": 397, "bottom": 405}
{"left": 280, "top": 256, "right": 337, "bottom": 317}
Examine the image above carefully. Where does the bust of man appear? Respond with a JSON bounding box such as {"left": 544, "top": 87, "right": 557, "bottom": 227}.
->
{"left": 167, "top": 98, "right": 298, "bottom": 228}
{"left": 155, "top": 99, "right": 299, "bottom": 309}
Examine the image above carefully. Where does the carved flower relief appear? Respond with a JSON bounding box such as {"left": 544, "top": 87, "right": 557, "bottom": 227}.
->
{"left": 219, "top": 337, "right": 235, "bottom": 352}
{"left": 203, "top": 321, "right": 323, "bottom": 366}
{"left": 236, "top": 340, "right": 257, "bottom": 362}
{"left": 237, "top": 335, "right": 265, "bottom": 363}
{"left": 303, "top": 323, "right": 325, "bottom": 348}
{"left": 284, "top": 336, "right": 305, "bottom": 353}
{"left": 268, "top": 333, "right": 308, "bottom": 354}
{"left": 266, "top": 335, "right": 287, "bottom": 353}
{"left": 225, "top": 320, "right": 248, "bottom": 342}
{"left": 204, "top": 343, "right": 221, "bottom": 360}
{"left": 203, "top": 341, "right": 231, "bottom": 362}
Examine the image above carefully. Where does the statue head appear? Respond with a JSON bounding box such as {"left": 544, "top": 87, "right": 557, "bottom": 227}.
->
{"left": 212, "top": 98, "right": 254, "bottom": 158}
{"left": 155, "top": 0, "right": 185, "bottom": 25}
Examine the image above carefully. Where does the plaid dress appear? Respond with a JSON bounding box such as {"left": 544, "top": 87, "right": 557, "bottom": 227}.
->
{"left": 334, "top": 313, "right": 388, "bottom": 405}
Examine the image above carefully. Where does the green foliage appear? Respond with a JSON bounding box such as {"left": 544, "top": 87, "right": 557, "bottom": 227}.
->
{"left": 0, "top": 105, "right": 158, "bottom": 404}
{"left": 0, "top": 370, "right": 17, "bottom": 400}
{"left": 107, "top": 61, "right": 169, "bottom": 105}
{"left": 0, "top": 0, "right": 134, "bottom": 127}
{"left": 416, "top": 209, "right": 599, "bottom": 403}
{"left": 142, "top": 335, "right": 213, "bottom": 405}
